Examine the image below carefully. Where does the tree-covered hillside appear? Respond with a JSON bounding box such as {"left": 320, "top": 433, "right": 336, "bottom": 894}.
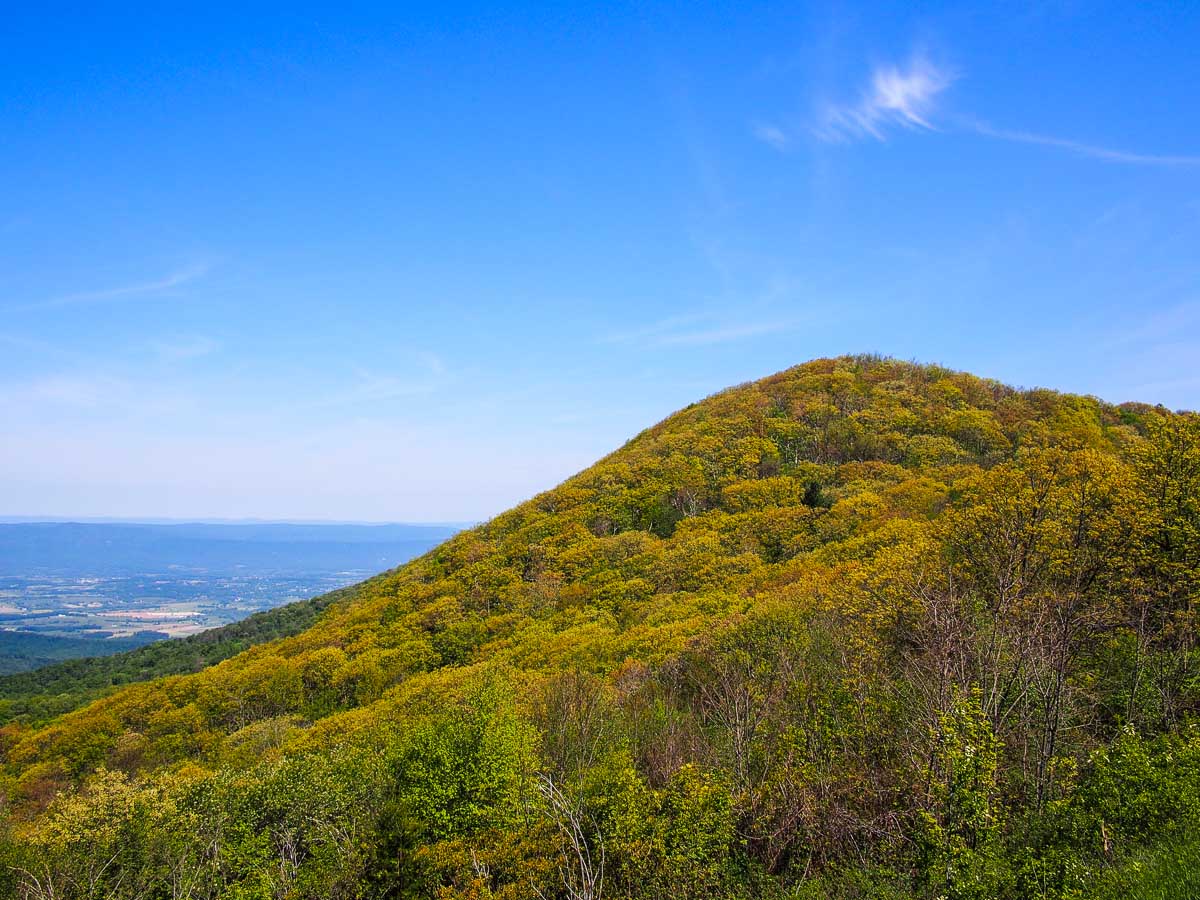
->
{"left": 1, "top": 356, "right": 1197, "bottom": 900}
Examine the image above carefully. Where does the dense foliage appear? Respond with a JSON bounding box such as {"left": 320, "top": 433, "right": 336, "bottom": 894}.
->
{"left": 0, "top": 591, "right": 344, "bottom": 726}
{"left": 0, "top": 356, "right": 1197, "bottom": 899}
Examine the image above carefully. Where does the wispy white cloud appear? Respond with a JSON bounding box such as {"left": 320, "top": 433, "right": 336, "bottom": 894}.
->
{"left": 1121, "top": 374, "right": 1200, "bottom": 399}
{"left": 751, "top": 122, "right": 792, "bottom": 151}
{"left": 27, "top": 375, "right": 118, "bottom": 408}
{"left": 349, "top": 367, "right": 439, "bottom": 402}
{"left": 149, "top": 335, "right": 220, "bottom": 362}
{"left": 598, "top": 313, "right": 706, "bottom": 346}
{"left": 756, "top": 49, "right": 1199, "bottom": 168}
{"left": 0, "top": 373, "right": 137, "bottom": 412}
{"left": 600, "top": 313, "right": 795, "bottom": 348}
{"left": 967, "top": 121, "right": 1200, "bottom": 167}
{"left": 0, "top": 333, "right": 64, "bottom": 356}
{"left": 284, "top": 354, "right": 451, "bottom": 413}
{"left": 419, "top": 351, "right": 447, "bottom": 377}
{"left": 1100, "top": 299, "right": 1200, "bottom": 349}
{"left": 655, "top": 320, "right": 794, "bottom": 346}
{"left": 814, "top": 54, "right": 956, "bottom": 143}
{"left": 11, "top": 263, "right": 210, "bottom": 312}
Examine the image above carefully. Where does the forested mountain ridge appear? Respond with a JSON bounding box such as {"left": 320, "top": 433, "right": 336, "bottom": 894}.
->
{"left": 1, "top": 355, "right": 1198, "bottom": 899}
{"left": 0, "top": 632, "right": 160, "bottom": 678}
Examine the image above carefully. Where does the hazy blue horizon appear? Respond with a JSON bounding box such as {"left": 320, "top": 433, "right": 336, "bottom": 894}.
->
{"left": 0, "top": 515, "right": 475, "bottom": 527}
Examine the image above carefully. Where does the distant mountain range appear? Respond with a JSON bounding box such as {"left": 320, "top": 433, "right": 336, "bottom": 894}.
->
{"left": 0, "top": 521, "right": 465, "bottom": 576}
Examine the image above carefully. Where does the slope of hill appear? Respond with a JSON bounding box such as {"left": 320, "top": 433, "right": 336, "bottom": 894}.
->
{"left": 0, "top": 356, "right": 1197, "bottom": 900}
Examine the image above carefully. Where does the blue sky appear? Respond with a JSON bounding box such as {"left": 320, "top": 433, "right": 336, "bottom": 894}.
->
{"left": 2, "top": 2, "right": 1198, "bottom": 522}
